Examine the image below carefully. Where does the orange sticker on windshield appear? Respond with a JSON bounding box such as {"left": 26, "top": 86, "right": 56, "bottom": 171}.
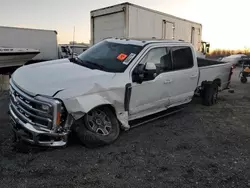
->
{"left": 117, "top": 53, "right": 128, "bottom": 61}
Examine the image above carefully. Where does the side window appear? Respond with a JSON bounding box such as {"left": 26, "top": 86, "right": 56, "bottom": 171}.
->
{"left": 141, "top": 47, "right": 172, "bottom": 73}
{"left": 172, "top": 47, "right": 194, "bottom": 70}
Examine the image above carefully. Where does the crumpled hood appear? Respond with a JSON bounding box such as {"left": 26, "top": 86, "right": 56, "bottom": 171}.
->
{"left": 12, "top": 58, "right": 115, "bottom": 97}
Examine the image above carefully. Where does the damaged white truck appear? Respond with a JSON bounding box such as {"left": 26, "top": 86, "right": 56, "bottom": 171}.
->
{"left": 9, "top": 38, "right": 234, "bottom": 147}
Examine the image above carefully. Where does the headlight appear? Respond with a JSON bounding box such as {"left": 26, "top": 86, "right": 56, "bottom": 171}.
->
{"left": 35, "top": 96, "right": 53, "bottom": 113}
{"left": 35, "top": 103, "right": 51, "bottom": 112}
{"left": 35, "top": 95, "right": 64, "bottom": 128}
{"left": 41, "top": 104, "right": 50, "bottom": 111}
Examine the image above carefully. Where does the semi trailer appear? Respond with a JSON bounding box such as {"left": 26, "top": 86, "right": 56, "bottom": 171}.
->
{"left": 90, "top": 2, "right": 210, "bottom": 54}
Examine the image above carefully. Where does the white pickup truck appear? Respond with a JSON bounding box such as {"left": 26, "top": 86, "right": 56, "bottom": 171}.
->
{"left": 9, "top": 38, "right": 234, "bottom": 148}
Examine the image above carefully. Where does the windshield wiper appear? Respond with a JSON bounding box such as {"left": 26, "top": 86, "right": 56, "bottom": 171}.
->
{"left": 79, "top": 59, "right": 108, "bottom": 71}
{"left": 70, "top": 57, "right": 92, "bottom": 69}
{"left": 74, "top": 56, "right": 85, "bottom": 64}
{"left": 72, "top": 57, "right": 109, "bottom": 71}
{"left": 89, "top": 62, "right": 107, "bottom": 71}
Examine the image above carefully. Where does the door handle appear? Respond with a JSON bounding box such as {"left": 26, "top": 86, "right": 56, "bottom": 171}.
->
{"left": 190, "top": 75, "right": 198, "bottom": 78}
{"left": 164, "top": 79, "right": 172, "bottom": 84}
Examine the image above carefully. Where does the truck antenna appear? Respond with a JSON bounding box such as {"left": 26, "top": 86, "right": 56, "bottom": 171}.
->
{"left": 72, "top": 26, "right": 75, "bottom": 58}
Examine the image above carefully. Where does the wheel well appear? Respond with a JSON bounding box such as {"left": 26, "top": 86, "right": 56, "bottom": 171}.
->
{"left": 101, "top": 104, "right": 116, "bottom": 115}
{"left": 89, "top": 104, "right": 117, "bottom": 116}
{"left": 89, "top": 104, "right": 127, "bottom": 128}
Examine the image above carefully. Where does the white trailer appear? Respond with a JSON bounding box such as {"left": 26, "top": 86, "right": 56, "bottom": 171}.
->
{"left": 90, "top": 2, "right": 204, "bottom": 52}
{"left": 0, "top": 26, "right": 59, "bottom": 62}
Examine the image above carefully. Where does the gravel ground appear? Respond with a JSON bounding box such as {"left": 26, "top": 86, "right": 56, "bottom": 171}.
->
{"left": 1, "top": 68, "right": 250, "bottom": 188}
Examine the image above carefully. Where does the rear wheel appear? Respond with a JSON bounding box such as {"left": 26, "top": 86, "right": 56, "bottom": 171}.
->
{"left": 202, "top": 83, "right": 219, "bottom": 106}
{"left": 76, "top": 106, "right": 120, "bottom": 148}
{"left": 240, "top": 76, "right": 247, "bottom": 83}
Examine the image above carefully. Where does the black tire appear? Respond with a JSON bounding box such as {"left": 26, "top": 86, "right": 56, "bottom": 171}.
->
{"left": 202, "top": 83, "right": 219, "bottom": 106}
{"left": 75, "top": 106, "right": 120, "bottom": 148}
{"left": 240, "top": 76, "right": 247, "bottom": 83}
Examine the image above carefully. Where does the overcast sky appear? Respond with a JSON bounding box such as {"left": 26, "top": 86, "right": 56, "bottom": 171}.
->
{"left": 0, "top": 0, "right": 249, "bottom": 49}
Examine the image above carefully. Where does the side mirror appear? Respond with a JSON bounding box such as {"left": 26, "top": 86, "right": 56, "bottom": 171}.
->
{"left": 144, "top": 62, "right": 157, "bottom": 81}
{"left": 132, "top": 62, "right": 157, "bottom": 83}
{"left": 145, "top": 62, "right": 157, "bottom": 71}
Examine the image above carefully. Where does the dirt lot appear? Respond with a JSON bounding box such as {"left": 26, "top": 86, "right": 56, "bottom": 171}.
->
{"left": 1, "top": 68, "right": 250, "bottom": 188}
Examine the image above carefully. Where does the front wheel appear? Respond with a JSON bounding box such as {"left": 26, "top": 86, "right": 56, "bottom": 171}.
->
{"left": 76, "top": 106, "right": 120, "bottom": 148}
{"left": 240, "top": 76, "right": 247, "bottom": 83}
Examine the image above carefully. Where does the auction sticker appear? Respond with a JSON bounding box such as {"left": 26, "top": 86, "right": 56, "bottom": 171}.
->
{"left": 122, "top": 53, "right": 136, "bottom": 65}
{"left": 117, "top": 53, "right": 128, "bottom": 61}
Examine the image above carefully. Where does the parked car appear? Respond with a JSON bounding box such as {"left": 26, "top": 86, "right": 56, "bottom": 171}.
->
{"left": 221, "top": 54, "right": 247, "bottom": 66}
{"left": 9, "top": 38, "right": 234, "bottom": 148}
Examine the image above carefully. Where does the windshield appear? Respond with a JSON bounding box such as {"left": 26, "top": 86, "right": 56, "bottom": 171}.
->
{"left": 77, "top": 40, "right": 143, "bottom": 72}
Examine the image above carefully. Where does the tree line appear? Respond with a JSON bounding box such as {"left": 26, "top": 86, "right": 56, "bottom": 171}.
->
{"left": 207, "top": 48, "right": 250, "bottom": 59}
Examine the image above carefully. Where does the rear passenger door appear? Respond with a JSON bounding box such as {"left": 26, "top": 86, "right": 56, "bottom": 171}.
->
{"left": 167, "top": 46, "right": 199, "bottom": 106}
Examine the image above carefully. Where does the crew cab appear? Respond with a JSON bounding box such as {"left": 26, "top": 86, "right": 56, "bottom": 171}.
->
{"left": 9, "top": 38, "right": 234, "bottom": 148}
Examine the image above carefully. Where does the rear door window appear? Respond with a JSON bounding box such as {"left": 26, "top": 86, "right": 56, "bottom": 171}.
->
{"left": 171, "top": 47, "right": 194, "bottom": 70}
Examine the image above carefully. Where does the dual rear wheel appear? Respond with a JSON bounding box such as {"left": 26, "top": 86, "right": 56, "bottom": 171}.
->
{"left": 202, "top": 83, "right": 219, "bottom": 106}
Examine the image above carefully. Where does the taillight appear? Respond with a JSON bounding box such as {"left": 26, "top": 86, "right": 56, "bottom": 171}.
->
{"left": 226, "top": 66, "right": 234, "bottom": 89}
{"left": 229, "top": 66, "right": 233, "bottom": 78}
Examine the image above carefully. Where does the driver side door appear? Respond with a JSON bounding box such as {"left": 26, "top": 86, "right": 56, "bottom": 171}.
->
{"left": 129, "top": 46, "right": 172, "bottom": 118}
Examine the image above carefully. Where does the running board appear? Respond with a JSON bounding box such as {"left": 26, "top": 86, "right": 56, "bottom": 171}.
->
{"left": 129, "top": 106, "right": 186, "bottom": 129}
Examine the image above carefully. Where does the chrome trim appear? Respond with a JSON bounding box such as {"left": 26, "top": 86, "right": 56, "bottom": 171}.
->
{"left": 9, "top": 79, "right": 62, "bottom": 130}
{"left": 15, "top": 96, "right": 52, "bottom": 118}
{"left": 10, "top": 105, "right": 69, "bottom": 147}
{"left": 16, "top": 102, "right": 52, "bottom": 124}
{"left": 9, "top": 79, "right": 69, "bottom": 147}
{"left": 10, "top": 91, "right": 53, "bottom": 129}
{"left": 10, "top": 79, "right": 53, "bottom": 107}
{"left": 10, "top": 101, "right": 50, "bottom": 130}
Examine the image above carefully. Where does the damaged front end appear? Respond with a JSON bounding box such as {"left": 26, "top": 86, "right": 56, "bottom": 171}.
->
{"left": 61, "top": 87, "right": 131, "bottom": 131}
{"left": 9, "top": 80, "right": 74, "bottom": 147}
{"left": 9, "top": 76, "right": 131, "bottom": 147}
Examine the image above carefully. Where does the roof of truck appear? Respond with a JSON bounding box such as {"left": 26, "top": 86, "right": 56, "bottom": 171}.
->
{"left": 105, "top": 38, "right": 189, "bottom": 46}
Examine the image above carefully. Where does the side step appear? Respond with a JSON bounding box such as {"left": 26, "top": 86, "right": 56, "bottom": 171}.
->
{"left": 129, "top": 106, "right": 186, "bottom": 129}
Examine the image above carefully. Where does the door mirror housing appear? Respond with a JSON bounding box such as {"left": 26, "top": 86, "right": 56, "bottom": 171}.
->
{"left": 145, "top": 62, "right": 157, "bottom": 71}
{"left": 132, "top": 62, "right": 157, "bottom": 83}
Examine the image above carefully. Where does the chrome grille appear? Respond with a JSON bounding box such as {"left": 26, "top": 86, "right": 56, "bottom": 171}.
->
{"left": 9, "top": 82, "right": 53, "bottom": 130}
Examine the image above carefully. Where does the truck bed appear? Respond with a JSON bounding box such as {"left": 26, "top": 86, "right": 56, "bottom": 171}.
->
{"left": 197, "top": 57, "right": 226, "bottom": 67}
{"left": 197, "top": 58, "right": 233, "bottom": 90}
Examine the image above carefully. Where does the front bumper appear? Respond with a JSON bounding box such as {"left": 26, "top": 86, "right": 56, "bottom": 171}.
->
{"left": 9, "top": 106, "right": 69, "bottom": 147}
